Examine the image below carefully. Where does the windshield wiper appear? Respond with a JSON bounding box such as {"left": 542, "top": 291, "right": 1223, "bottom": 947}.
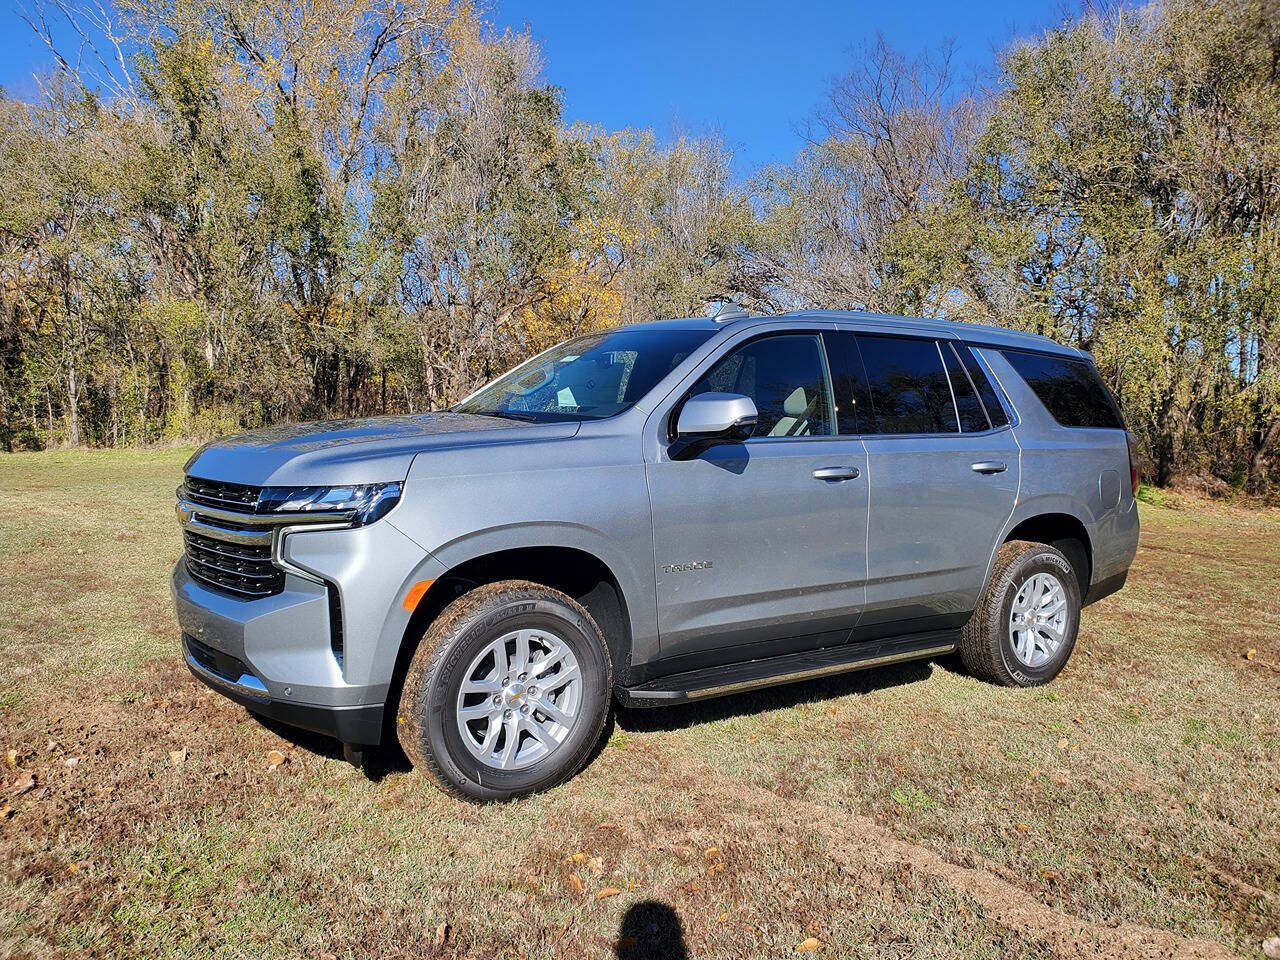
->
{"left": 483, "top": 410, "right": 540, "bottom": 422}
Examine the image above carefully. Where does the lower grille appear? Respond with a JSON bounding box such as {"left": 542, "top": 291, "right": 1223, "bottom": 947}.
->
{"left": 184, "top": 529, "right": 284, "bottom": 598}
{"left": 185, "top": 633, "right": 249, "bottom": 680}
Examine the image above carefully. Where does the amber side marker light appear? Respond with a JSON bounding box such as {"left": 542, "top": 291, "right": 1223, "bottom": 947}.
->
{"left": 403, "top": 579, "right": 435, "bottom": 611}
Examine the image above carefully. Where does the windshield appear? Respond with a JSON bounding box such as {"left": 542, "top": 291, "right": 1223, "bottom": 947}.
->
{"left": 455, "top": 329, "right": 715, "bottom": 422}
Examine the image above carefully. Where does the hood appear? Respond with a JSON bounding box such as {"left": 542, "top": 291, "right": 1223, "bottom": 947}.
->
{"left": 184, "top": 413, "right": 580, "bottom": 487}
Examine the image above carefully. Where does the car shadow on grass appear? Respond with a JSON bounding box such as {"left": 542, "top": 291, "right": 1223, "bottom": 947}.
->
{"left": 248, "top": 658, "right": 942, "bottom": 784}
{"left": 250, "top": 714, "right": 412, "bottom": 781}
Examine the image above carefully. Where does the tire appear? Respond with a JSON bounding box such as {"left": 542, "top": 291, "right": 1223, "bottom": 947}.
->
{"left": 958, "top": 540, "right": 1082, "bottom": 687}
{"left": 396, "top": 580, "right": 612, "bottom": 802}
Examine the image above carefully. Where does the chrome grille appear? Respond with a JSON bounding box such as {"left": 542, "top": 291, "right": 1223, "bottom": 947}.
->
{"left": 179, "top": 477, "right": 282, "bottom": 599}
{"left": 185, "top": 476, "right": 261, "bottom": 511}
{"left": 182, "top": 528, "right": 283, "bottom": 598}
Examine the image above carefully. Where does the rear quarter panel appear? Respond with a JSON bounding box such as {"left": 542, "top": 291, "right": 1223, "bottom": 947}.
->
{"left": 978, "top": 348, "right": 1139, "bottom": 587}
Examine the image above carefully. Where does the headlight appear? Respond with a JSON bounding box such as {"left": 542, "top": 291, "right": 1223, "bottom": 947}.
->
{"left": 257, "top": 482, "right": 403, "bottom": 526}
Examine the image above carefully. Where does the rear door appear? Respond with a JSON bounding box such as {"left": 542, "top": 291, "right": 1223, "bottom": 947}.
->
{"left": 844, "top": 330, "right": 1020, "bottom": 631}
{"left": 645, "top": 329, "right": 870, "bottom": 662}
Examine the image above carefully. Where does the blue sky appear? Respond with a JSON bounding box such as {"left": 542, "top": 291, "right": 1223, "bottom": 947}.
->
{"left": 0, "top": 0, "right": 1080, "bottom": 173}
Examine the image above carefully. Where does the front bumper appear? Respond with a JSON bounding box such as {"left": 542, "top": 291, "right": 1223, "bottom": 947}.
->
{"left": 182, "top": 631, "right": 385, "bottom": 743}
{"left": 171, "top": 519, "right": 447, "bottom": 746}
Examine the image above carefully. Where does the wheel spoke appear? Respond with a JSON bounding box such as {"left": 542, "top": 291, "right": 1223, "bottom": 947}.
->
{"left": 489, "top": 638, "right": 509, "bottom": 681}
{"left": 532, "top": 696, "right": 572, "bottom": 728}
{"left": 518, "top": 713, "right": 548, "bottom": 746}
{"left": 1040, "top": 596, "right": 1067, "bottom": 617}
{"left": 462, "top": 676, "right": 502, "bottom": 695}
{"left": 1038, "top": 620, "right": 1064, "bottom": 641}
{"left": 1014, "top": 628, "right": 1031, "bottom": 662}
{"left": 514, "top": 629, "right": 534, "bottom": 674}
{"left": 458, "top": 702, "right": 493, "bottom": 720}
{"left": 499, "top": 716, "right": 520, "bottom": 768}
{"left": 480, "top": 717, "right": 502, "bottom": 755}
{"left": 540, "top": 662, "right": 580, "bottom": 691}
{"left": 527, "top": 644, "right": 566, "bottom": 679}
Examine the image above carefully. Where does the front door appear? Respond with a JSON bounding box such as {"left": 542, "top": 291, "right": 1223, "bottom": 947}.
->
{"left": 646, "top": 332, "right": 870, "bottom": 663}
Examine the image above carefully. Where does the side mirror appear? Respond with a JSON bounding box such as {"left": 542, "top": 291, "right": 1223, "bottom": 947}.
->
{"left": 671, "top": 393, "right": 757, "bottom": 459}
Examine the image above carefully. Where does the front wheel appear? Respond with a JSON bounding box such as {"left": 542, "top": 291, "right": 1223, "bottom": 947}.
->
{"left": 958, "top": 540, "right": 1082, "bottom": 687}
{"left": 396, "top": 580, "right": 612, "bottom": 802}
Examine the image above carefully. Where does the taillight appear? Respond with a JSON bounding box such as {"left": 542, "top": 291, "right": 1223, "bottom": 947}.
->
{"left": 1126, "top": 431, "right": 1139, "bottom": 495}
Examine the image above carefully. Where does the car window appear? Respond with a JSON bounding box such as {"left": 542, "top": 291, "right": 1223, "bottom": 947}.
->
{"left": 855, "top": 335, "right": 959, "bottom": 435}
{"left": 821, "top": 331, "right": 874, "bottom": 435}
{"left": 941, "top": 342, "right": 991, "bottom": 432}
{"left": 689, "top": 334, "right": 834, "bottom": 438}
{"left": 455, "top": 329, "right": 714, "bottom": 422}
{"left": 957, "top": 344, "right": 1010, "bottom": 427}
{"left": 1001, "top": 349, "right": 1124, "bottom": 429}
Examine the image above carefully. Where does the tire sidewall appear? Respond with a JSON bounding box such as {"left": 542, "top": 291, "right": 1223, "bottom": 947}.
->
{"left": 993, "top": 548, "right": 1082, "bottom": 686}
{"left": 418, "top": 593, "right": 609, "bottom": 799}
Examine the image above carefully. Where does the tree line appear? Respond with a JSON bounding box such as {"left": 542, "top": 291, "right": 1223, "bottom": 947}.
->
{"left": 1, "top": 0, "right": 1277, "bottom": 493}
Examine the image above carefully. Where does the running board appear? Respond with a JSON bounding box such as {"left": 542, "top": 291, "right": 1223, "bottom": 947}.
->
{"left": 617, "top": 631, "right": 958, "bottom": 707}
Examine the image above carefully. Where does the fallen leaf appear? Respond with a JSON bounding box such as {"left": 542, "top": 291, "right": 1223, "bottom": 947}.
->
{"left": 1263, "top": 936, "right": 1280, "bottom": 960}
{"left": 707, "top": 861, "right": 725, "bottom": 876}
{"left": 10, "top": 771, "right": 35, "bottom": 795}
{"left": 1245, "top": 648, "right": 1257, "bottom": 661}
{"left": 1056, "top": 738, "right": 1069, "bottom": 750}
{"left": 717, "top": 911, "right": 729, "bottom": 923}
{"left": 1015, "top": 823, "right": 1029, "bottom": 834}
{"left": 433, "top": 921, "right": 449, "bottom": 947}
{"left": 565, "top": 851, "right": 587, "bottom": 865}
{"left": 566, "top": 872, "right": 583, "bottom": 894}
{"left": 586, "top": 856, "right": 603, "bottom": 875}
{"left": 63, "top": 757, "right": 80, "bottom": 768}
{"left": 265, "top": 750, "right": 287, "bottom": 770}
{"left": 595, "top": 887, "right": 621, "bottom": 900}
{"left": 797, "top": 937, "right": 823, "bottom": 952}
{"left": 0, "top": 803, "right": 12, "bottom": 819}
{"left": 703, "top": 846, "right": 720, "bottom": 859}
{"left": 168, "top": 748, "right": 187, "bottom": 767}
{"left": 552, "top": 917, "right": 571, "bottom": 944}
{"left": 5, "top": 749, "right": 16, "bottom": 767}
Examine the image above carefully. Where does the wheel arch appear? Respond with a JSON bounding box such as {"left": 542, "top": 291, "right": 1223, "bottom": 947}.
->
{"left": 384, "top": 540, "right": 638, "bottom": 738}
{"left": 996, "top": 507, "right": 1094, "bottom": 597}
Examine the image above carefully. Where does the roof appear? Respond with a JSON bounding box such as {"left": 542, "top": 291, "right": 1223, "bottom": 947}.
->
{"left": 623, "top": 310, "right": 1084, "bottom": 357}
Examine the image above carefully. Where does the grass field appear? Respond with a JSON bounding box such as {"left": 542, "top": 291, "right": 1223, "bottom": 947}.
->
{"left": 2, "top": 450, "right": 1278, "bottom": 959}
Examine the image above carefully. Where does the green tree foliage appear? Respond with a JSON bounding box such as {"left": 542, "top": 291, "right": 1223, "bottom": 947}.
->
{"left": 0, "top": 0, "right": 1276, "bottom": 494}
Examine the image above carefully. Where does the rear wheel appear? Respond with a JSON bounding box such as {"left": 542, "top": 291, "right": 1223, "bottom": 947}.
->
{"left": 396, "top": 580, "right": 611, "bottom": 801}
{"left": 958, "top": 540, "right": 1082, "bottom": 686}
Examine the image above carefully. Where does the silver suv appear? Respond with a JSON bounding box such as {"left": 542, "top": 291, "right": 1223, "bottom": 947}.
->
{"left": 173, "top": 310, "right": 1139, "bottom": 800}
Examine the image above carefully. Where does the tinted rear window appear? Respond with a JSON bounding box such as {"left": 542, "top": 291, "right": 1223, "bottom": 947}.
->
{"left": 856, "top": 335, "right": 958, "bottom": 434}
{"left": 956, "top": 344, "right": 1009, "bottom": 427}
{"left": 1002, "top": 350, "right": 1123, "bottom": 429}
{"left": 941, "top": 343, "right": 990, "bottom": 432}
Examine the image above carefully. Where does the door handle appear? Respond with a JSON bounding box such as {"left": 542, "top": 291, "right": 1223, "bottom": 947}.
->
{"left": 971, "top": 461, "right": 1008, "bottom": 474}
{"left": 813, "top": 466, "right": 860, "bottom": 482}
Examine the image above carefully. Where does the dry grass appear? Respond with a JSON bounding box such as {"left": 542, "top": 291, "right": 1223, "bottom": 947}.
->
{"left": 1, "top": 450, "right": 1278, "bottom": 959}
